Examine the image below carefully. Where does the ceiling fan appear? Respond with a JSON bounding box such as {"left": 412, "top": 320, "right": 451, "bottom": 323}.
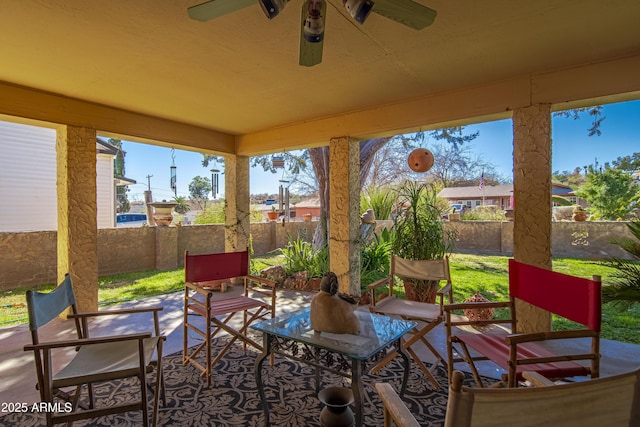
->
{"left": 188, "top": 0, "right": 436, "bottom": 67}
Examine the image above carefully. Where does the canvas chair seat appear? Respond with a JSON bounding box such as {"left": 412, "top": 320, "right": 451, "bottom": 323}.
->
{"left": 188, "top": 296, "right": 271, "bottom": 318}
{"left": 453, "top": 332, "right": 589, "bottom": 382}
{"left": 373, "top": 297, "right": 441, "bottom": 321}
{"left": 53, "top": 336, "right": 162, "bottom": 387}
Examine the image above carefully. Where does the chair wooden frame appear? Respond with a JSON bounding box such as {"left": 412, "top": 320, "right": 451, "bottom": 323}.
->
{"left": 368, "top": 254, "right": 453, "bottom": 388}
{"left": 445, "top": 259, "right": 602, "bottom": 387}
{"left": 183, "top": 249, "right": 276, "bottom": 387}
{"left": 376, "top": 368, "right": 640, "bottom": 427}
{"left": 24, "top": 274, "right": 165, "bottom": 427}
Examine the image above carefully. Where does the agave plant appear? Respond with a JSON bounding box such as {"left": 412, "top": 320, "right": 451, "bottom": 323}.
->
{"left": 603, "top": 219, "right": 640, "bottom": 307}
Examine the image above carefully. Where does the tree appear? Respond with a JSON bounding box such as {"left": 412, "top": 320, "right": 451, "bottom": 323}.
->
{"left": 309, "top": 138, "right": 391, "bottom": 246}
{"left": 552, "top": 167, "right": 586, "bottom": 188}
{"left": 553, "top": 105, "right": 606, "bottom": 137}
{"left": 612, "top": 152, "right": 640, "bottom": 172}
{"left": 108, "top": 138, "right": 131, "bottom": 213}
{"left": 425, "top": 142, "right": 503, "bottom": 188}
{"left": 575, "top": 166, "right": 638, "bottom": 220}
{"left": 188, "top": 176, "right": 212, "bottom": 210}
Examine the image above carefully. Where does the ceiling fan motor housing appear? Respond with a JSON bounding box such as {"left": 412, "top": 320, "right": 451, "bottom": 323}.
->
{"left": 304, "top": 0, "right": 325, "bottom": 43}
{"left": 344, "top": 0, "right": 375, "bottom": 24}
{"left": 259, "top": 0, "right": 289, "bottom": 19}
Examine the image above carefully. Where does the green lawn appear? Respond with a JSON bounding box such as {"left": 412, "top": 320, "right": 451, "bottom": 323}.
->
{"left": 2, "top": 253, "right": 638, "bottom": 344}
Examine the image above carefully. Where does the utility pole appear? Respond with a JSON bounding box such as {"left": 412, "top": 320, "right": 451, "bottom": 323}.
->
{"left": 144, "top": 175, "right": 155, "bottom": 226}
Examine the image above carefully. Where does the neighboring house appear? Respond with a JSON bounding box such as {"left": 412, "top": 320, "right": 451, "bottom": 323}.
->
{"left": 0, "top": 121, "right": 134, "bottom": 231}
{"left": 256, "top": 197, "right": 322, "bottom": 221}
{"left": 438, "top": 183, "right": 580, "bottom": 210}
{"left": 438, "top": 184, "right": 514, "bottom": 210}
{"left": 293, "top": 197, "right": 321, "bottom": 219}
{"left": 551, "top": 182, "right": 585, "bottom": 207}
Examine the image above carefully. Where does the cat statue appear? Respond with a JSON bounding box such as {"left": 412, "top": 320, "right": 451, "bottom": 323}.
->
{"left": 310, "top": 272, "right": 360, "bottom": 334}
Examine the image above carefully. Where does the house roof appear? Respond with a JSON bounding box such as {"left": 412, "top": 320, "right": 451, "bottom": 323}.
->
{"left": 294, "top": 198, "right": 322, "bottom": 208}
{"left": 1, "top": 1, "right": 638, "bottom": 157}
{"left": 439, "top": 182, "right": 578, "bottom": 200}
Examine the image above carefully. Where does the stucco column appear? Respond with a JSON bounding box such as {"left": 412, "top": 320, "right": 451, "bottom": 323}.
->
{"left": 512, "top": 104, "right": 552, "bottom": 332}
{"left": 329, "top": 137, "right": 361, "bottom": 295}
{"left": 56, "top": 125, "right": 98, "bottom": 313}
{"left": 224, "top": 154, "right": 250, "bottom": 252}
{"left": 155, "top": 227, "right": 178, "bottom": 270}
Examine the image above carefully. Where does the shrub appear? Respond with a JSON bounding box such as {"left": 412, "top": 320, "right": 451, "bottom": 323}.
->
{"left": 280, "top": 234, "right": 329, "bottom": 278}
{"left": 361, "top": 186, "right": 396, "bottom": 221}
{"left": 361, "top": 227, "right": 393, "bottom": 288}
{"left": 463, "top": 206, "right": 506, "bottom": 220}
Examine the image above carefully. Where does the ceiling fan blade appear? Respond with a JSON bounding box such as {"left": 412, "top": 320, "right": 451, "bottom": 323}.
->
{"left": 371, "top": 0, "right": 436, "bottom": 30}
{"left": 299, "top": 0, "right": 326, "bottom": 67}
{"left": 188, "top": 0, "right": 256, "bottom": 22}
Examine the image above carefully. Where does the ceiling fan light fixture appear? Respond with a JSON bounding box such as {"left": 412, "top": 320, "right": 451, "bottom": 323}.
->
{"left": 343, "top": 0, "right": 375, "bottom": 24}
{"left": 258, "top": 0, "right": 289, "bottom": 20}
{"left": 303, "top": 0, "right": 325, "bottom": 43}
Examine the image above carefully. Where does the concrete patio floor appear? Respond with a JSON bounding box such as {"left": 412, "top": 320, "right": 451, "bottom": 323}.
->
{"left": 2, "top": 286, "right": 639, "bottom": 407}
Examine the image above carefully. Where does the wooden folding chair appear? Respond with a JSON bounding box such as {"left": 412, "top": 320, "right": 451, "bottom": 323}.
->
{"left": 445, "top": 259, "right": 602, "bottom": 387}
{"left": 376, "top": 368, "right": 640, "bottom": 427}
{"left": 368, "top": 254, "right": 453, "bottom": 388}
{"left": 24, "top": 274, "right": 165, "bottom": 427}
{"left": 183, "top": 248, "right": 276, "bottom": 386}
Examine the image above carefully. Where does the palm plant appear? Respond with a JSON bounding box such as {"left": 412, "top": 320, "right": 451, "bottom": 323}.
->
{"left": 603, "top": 219, "right": 640, "bottom": 307}
{"left": 172, "top": 196, "right": 190, "bottom": 214}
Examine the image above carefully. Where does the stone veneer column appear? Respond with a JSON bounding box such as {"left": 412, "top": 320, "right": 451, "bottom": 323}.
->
{"left": 56, "top": 126, "right": 98, "bottom": 313}
{"left": 512, "top": 104, "right": 552, "bottom": 333}
{"left": 329, "top": 137, "right": 361, "bottom": 295}
{"left": 224, "top": 154, "right": 250, "bottom": 252}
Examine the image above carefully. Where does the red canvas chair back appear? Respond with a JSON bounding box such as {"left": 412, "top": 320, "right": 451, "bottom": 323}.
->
{"left": 508, "top": 259, "right": 602, "bottom": 332}
{"left": 185, "top": 249, "right": 249, "bottom": 283}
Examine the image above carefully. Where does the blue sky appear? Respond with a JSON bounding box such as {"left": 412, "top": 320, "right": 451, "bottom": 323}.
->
{"left": 122, "top": 100, "right": 639, "bottom": 202}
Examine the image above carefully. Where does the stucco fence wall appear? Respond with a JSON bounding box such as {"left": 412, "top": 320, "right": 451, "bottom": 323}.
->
{"left": 0, "top": 220, "right": 634, "bottom": 291}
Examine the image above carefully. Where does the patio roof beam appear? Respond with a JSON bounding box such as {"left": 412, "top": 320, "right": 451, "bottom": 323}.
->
{"left": 0, "top": 81, "right": 236, "bottom": 155}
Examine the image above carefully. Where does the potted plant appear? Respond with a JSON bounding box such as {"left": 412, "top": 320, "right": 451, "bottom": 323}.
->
{"left": 448, "top": 207, "right": 461, "bottom": 221}
{"left": 267, "top": 205, "right": 279, "bottom": 221}
{"left": 391, "top": 180, "right": 457, "bottom": 302}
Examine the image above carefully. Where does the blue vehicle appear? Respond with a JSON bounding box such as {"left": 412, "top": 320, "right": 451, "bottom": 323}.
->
{"left": 116, "top": 213, "right": 147, "bottom": 227}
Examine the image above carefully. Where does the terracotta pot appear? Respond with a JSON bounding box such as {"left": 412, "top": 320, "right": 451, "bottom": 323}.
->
{"left": 267, "top": 211, "right": 278, "bottom": 221}
{"left": 303, "top": 213, "right": 312, "bottom": 222}
{"left": 573, "top": 211, "right": 587, "bottom": 221}
{"left": 403, "top": 279, "right": 439, "bottom": 303}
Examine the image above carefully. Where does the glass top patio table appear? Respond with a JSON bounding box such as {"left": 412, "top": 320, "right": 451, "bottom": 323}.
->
{"left": 252, "top": 306, "right": 416, "bottom": 426}
{"left": 252, "top": 306, "right": 416, "bottom": 360}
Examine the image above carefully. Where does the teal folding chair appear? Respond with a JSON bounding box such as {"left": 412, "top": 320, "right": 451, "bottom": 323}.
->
{"left": 24, "top": 274, "right": 165, "bottom": 426}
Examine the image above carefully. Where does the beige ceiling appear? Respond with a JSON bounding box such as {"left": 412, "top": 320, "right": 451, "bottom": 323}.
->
{"left": 1, "top": 0, "right": 639, "bottom": 156}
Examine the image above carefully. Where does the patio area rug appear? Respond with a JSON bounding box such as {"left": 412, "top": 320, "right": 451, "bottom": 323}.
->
{"left": 0, "top": 338, "right": 493, "bottom": 426}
